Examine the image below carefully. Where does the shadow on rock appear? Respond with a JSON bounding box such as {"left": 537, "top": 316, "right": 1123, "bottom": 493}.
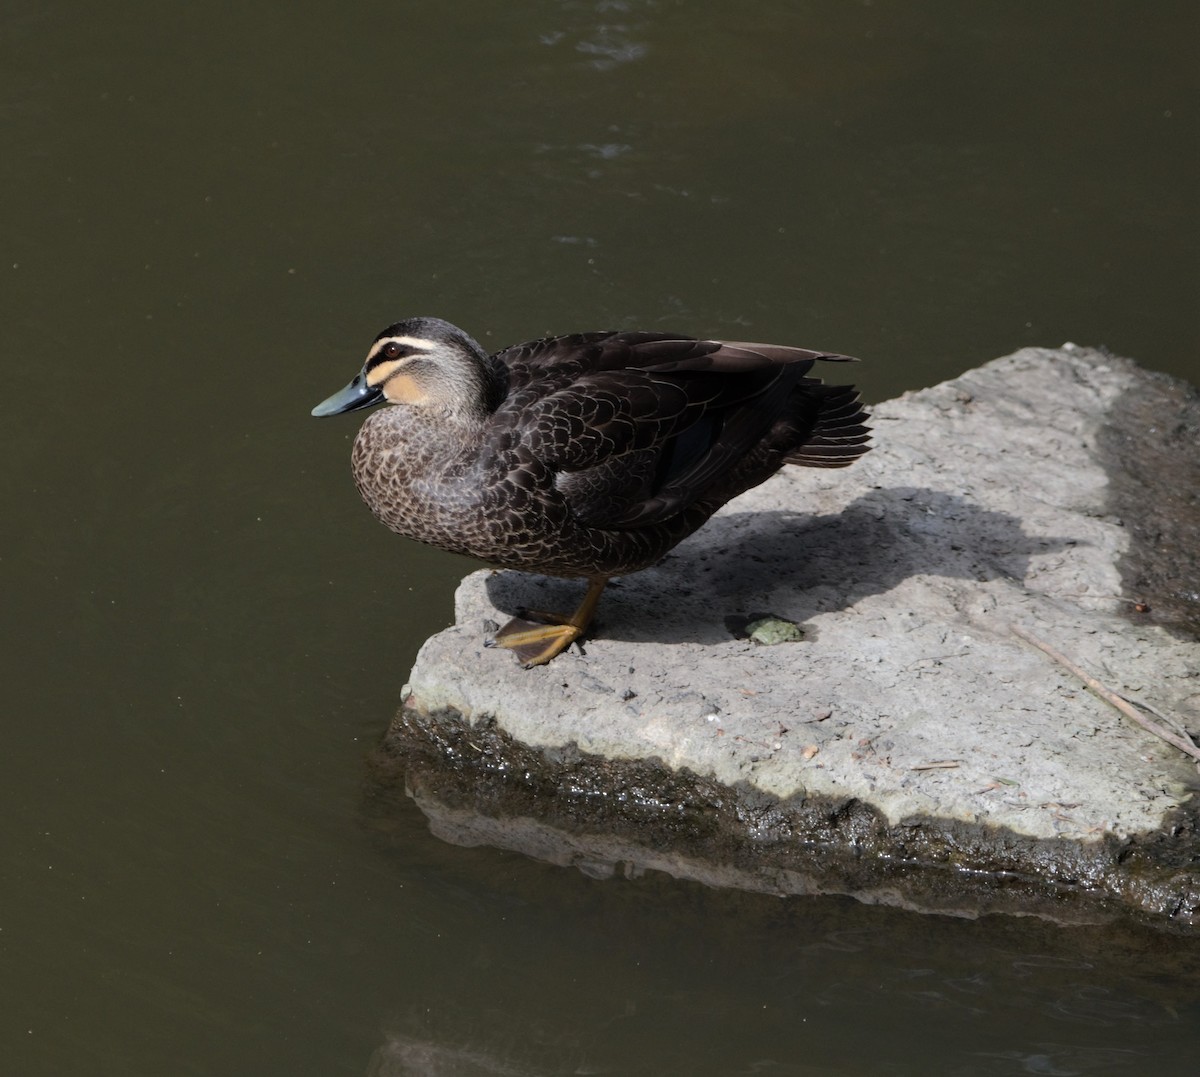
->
{"left": 1097, "top": 368, "right": 1200, "bottom": 639}
{"left": 482, "top": 486, "right": 1076, "bottom": 646}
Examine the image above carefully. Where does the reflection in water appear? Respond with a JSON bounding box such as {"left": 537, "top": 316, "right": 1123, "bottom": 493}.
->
{"left": 368, "top": 1032, "right": 550, "bottom": 1077}
{"left": 357, "top": 751, "right": 1198, "bottom": 1075}
{"left": 973, "top": 1045, "right": 1146, "bottom": 1076}
{"left": 538, "top": 0, "right": 652, "bottom": 71}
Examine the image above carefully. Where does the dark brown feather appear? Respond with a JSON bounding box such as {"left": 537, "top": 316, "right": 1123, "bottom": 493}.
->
{"left": 490, "top": 332, "right": 869, "bottom": 529}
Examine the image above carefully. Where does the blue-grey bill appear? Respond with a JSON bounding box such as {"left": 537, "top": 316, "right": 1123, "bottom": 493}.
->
{"left": 311, "top": 374, "right": 382, "bottom": 417}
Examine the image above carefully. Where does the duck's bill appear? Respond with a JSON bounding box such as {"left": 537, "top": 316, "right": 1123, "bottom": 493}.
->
{"left": 311, "top": 374, "right": 383, "bottom": 417}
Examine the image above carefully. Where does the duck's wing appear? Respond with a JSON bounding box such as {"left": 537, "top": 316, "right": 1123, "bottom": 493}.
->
{"left": 491, "top": 332, "right": 858, "bottom": 528}
{"left": 495, "top": 331, "right": 852, "bottom": 384}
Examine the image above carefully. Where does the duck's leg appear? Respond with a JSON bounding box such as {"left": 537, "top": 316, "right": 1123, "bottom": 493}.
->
{"left": 487, "top": 577, "right": 609, "bottom": 667}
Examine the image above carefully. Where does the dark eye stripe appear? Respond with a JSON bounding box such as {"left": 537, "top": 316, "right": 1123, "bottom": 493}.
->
{"left": 365, "top": 334, "right": 437, "bottom": 369}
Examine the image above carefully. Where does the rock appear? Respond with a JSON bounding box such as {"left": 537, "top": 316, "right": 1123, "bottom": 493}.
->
{"left": 379, "top": 346, "right": 1200, "bottom": 929}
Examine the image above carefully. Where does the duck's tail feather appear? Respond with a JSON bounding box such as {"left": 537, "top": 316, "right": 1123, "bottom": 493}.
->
{"left": 785, "top": 384, "right": 872, "bottom": 468}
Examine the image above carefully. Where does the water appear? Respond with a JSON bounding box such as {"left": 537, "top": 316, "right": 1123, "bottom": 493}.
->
{"left": 2, "top": 1, "right": 1197, "bottom": 1073}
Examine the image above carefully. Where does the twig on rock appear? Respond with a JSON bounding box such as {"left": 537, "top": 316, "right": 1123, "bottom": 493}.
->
{"left": 1010, "top": 624, "right": 1200, "bottom": 764}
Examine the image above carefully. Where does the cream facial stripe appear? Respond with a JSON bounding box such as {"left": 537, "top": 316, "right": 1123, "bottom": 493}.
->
{"left": 366, "top": 358, "right": 405, "bottom": 386}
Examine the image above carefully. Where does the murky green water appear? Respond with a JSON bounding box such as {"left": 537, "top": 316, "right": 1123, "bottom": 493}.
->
{"left": 3, "top": 2, "right": 1197, "bottom": 1073}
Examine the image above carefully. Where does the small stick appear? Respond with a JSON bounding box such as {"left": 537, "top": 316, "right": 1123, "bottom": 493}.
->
{"left": 1125, "top": 695, "right": 1193, "bottom": 739}
{"left": 1010, "top": 624, "right": 1200, "bottom": 763}
{"left": 911, "top": 760, "right": 961, "bottom": 771}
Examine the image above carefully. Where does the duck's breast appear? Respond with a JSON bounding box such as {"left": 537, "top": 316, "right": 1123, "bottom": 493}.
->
{"left": 349, "top": 409, "right": 570, "bottom": 565}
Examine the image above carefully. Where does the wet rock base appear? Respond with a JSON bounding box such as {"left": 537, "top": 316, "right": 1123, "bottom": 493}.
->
{"left": 376, "top": 704, "right": 1200, "bottom": 931}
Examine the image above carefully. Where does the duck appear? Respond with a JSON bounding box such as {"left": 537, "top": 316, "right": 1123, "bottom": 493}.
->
{"left": 312, "top": 316, "right": 871, "bottom": 667}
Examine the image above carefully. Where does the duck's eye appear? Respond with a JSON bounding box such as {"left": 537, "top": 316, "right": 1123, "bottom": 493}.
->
{"left": 382, "top": 342, "right": 401, "bottom": 359}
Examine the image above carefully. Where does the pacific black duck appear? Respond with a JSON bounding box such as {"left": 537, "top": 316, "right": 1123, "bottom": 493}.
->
{"left": 313, "top": 316, "right": 871, "bottom": 666}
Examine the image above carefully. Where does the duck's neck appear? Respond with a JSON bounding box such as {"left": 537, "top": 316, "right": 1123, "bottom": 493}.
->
{"left": 435, "top": 334, "right": 505, "bottom": 425}
{"left": 460, "top": 333, "right": 508, "bottom": 417}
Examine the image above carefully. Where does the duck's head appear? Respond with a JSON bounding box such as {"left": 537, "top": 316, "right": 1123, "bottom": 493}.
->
{"left": 311, "top": 316, "right": 496, "bottom": 422}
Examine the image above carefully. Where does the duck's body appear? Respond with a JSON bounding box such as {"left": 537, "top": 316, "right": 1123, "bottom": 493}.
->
{"left": 314, "top": 317, "right": 870, "bottom": 665}
{"left": 350, "top": 404, "right": 694, "bottom": 579}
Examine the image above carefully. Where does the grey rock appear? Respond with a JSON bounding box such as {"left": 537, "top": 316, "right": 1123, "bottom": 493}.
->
{"left": 384, "top": 346, "right": 1200, "bottom": 928}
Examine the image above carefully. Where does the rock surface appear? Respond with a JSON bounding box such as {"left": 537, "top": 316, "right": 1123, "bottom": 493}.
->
{"left": 383, "top": 346, "right": 1200, "bottom": 929}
